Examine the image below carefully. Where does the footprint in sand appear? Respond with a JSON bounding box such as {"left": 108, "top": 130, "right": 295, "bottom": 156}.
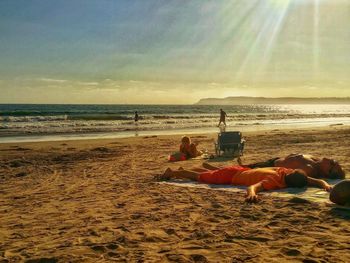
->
{"left": 15, "top": 172, "right": 27, "bottom": 177}
{"left": 91, "top": 147, "right": 111, "bottom": 153}
{"left": 24, "top": 258, "right": 58, "bottom": 263}
{"left": 9, "top": 159, "right": 31, "bottom": 167}
{"left": 164, "top": 228, "right": 176, "bottom": 235}
{"left": 106, "top": 243, "right": 119, "bottom": 250}
{"left": 16, "top": 147, "right": 31, "bottom": 151}
{"left": 210, "top": 202, "right": 223, "bottom": 209}
{"left": 107, "top": 251, "right": 119, "bottom": 258}
{"left": 130, "top": 213, "right": 143, "bottom": 220}
{"left": 90, "top": 245, "right": 107, "bottom": 253}
{"left": 166, "top": 254, "right": 188, "bottom": 262}
{"left": 190, "top": 254, "right": 208, "bottom": 262}
{"left": 281, "top": 247, "right": 302, "bottom": 256}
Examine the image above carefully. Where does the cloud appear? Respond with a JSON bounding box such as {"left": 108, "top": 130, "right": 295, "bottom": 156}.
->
{"left": 36, "top": 78, "right": 100, "bottom": 87}
{"left": 37, "top": 78, "right": 68, "bottom": 83}
{"left": 1, "top": 76, "right": 350, "bottom": 104}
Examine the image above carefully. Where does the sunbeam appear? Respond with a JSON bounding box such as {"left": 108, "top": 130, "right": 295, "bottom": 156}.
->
{"left": 235, "top": 0, "right": 292, "bottom": 81}
{"left": 313, "top": 0, "right": 320, "bottom": 78}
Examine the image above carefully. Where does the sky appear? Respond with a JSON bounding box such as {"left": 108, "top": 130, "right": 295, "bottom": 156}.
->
{"left": 0, "top": 0, "right": 349, "bottom": 104}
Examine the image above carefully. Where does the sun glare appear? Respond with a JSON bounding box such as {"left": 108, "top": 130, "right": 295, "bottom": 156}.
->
{"left": 233, "top": 0, "right": 324, "bottom": 83}
{"left": 235, "top": 0, "right": 293, "bottom": 80}
{"left": 269, "top": 0, "right": 290, "bottom": 8}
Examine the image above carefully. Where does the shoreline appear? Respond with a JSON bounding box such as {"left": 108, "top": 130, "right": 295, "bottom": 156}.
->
{"left": 0, "top": 121, "right": 347, "bottom": 144}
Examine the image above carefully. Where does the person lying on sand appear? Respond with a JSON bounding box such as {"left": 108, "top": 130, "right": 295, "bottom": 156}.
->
{"left": 158, "top": 165, "right": 331, "bottom": 203}
{"left": 234, "top": 154, "right": 345, "bottom": 179}
{"left": 179, "top": 136, "right": 203, "bottom": 159}
{"left": 329, "top": 179, "right": 350, "bottom": 206}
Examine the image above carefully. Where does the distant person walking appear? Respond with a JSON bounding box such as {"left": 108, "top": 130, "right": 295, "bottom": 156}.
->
{"left": 217, "top": 109, "right": 227, "bottom": 127}
{"left": 134, "top": 111, "right": 139, "bottom": 122}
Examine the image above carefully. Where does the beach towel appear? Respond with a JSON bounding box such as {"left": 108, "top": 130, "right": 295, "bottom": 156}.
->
{"left": 168, "top": 152, "right": 187, "bottom": 162}
{"left": 158, "top": 179, "right": 350, "bottom": 210}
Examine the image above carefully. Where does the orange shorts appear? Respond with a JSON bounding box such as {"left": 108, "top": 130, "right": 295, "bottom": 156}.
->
{"left": 198, "top": 166, "right": 251, "bottom": 184}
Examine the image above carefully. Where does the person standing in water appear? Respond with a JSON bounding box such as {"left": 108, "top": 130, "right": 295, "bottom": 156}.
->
{"left": 217, "top": 109, "right": 227, "bottom": 127}
{"left": 134, "top": 111, "right": 139, "bottom": 122}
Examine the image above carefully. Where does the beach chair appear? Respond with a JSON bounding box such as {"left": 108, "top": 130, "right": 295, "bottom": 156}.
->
{"left": 215, "top": 131, "right": 245, "bottom": 158}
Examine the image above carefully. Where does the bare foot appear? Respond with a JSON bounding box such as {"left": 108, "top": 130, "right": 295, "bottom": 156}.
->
{"left": 178, "top": 167, "right": 184, "bottom": 171}
{"left": 159, "top": 168, "right": 172, "bottom": 180}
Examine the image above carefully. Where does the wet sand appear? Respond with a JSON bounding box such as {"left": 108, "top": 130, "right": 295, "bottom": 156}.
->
{"left": 0, "top": 126, "right": 350, "bottom": 262}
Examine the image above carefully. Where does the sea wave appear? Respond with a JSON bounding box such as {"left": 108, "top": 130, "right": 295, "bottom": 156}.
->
{"left": 1, "top": 104, "right": 350, "bottom": 138}
{"left": 0, "top": 115, "right": 68, "bottom": 122}
{"left": 1, "top": 115, "right": 350, "bottom": 136}
{"left": 2, "top": 113, "right": 350, "bottom": 122}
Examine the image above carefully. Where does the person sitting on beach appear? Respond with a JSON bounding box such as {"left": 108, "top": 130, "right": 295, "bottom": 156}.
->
{"left": 158, "top": 165, "right": 332, "bottom": 203}
{"left": 234, "top": 154, "right": 345, "bottom": 179}
{"left": 329, "top": 179, "right": 350, "bottom": 206}
{"left": 179, "top": 136, "right": 203, "bottom": 159}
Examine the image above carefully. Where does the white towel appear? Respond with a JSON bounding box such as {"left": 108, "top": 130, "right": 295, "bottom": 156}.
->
{"left": 159, "top": 179, "right": 350, "bottom": 210}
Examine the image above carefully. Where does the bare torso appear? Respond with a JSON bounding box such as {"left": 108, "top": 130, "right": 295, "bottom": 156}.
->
{"left": 274, "top": 154, "right": 321, "bottom": 178}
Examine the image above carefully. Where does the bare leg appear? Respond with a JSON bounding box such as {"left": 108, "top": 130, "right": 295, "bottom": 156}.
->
{"left": 190, "top": 167, "right": 210, "bottom": 172}
{"left": 179, "top": 166, "right": 209, "bottom": 173}
{"left": 202, "top": 162, "right": 220, "bottom": 170}
{"left": 241, "top": 157, "right": 280, "bottom": 169}
{"left": 160, "top": 168, "right": 200, "bottom": 181}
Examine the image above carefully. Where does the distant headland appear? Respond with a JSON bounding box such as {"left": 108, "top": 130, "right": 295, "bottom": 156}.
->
{"left": 195, "top": 97, "right": 350, "bottom": 105}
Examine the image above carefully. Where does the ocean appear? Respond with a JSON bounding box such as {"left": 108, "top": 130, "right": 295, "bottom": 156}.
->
{"left": 1, "top": 104, "right": 350, "bottom": 143}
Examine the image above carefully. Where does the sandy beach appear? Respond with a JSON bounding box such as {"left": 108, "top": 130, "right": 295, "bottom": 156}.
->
{"left": 1, "top": 126, "right": 350, "bottom": 262}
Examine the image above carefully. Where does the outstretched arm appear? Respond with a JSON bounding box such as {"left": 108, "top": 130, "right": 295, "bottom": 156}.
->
{"left": 307, "top": 177, "right": 332, "bottom": 191}
{"left": 246, "top": 182, "right": 265, "bottom": 203}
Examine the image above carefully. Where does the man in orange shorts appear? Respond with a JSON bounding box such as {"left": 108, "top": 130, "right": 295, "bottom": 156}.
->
{"left": 159, "top": 166, "right": 331, "bottom": 202}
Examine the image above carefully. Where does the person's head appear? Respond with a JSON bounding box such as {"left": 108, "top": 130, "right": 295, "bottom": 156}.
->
{"left": 320, "top": 158, "right": 345, "bottom": 179}
{"left": 220, "top": 109, "right": 223, "bottom": 112}
{"left": 329, "top": 179, "right": 350, "bottom": 205}
{"left": 285, "top": 169, "right": 308, "bottom": 188}
{"left": 181, "top": 136, "right": 191, "bottom": 146}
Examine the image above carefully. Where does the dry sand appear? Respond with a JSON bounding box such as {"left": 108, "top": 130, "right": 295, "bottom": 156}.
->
{"left": 0, "top": 126, "right": 350, "bottom": 262}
